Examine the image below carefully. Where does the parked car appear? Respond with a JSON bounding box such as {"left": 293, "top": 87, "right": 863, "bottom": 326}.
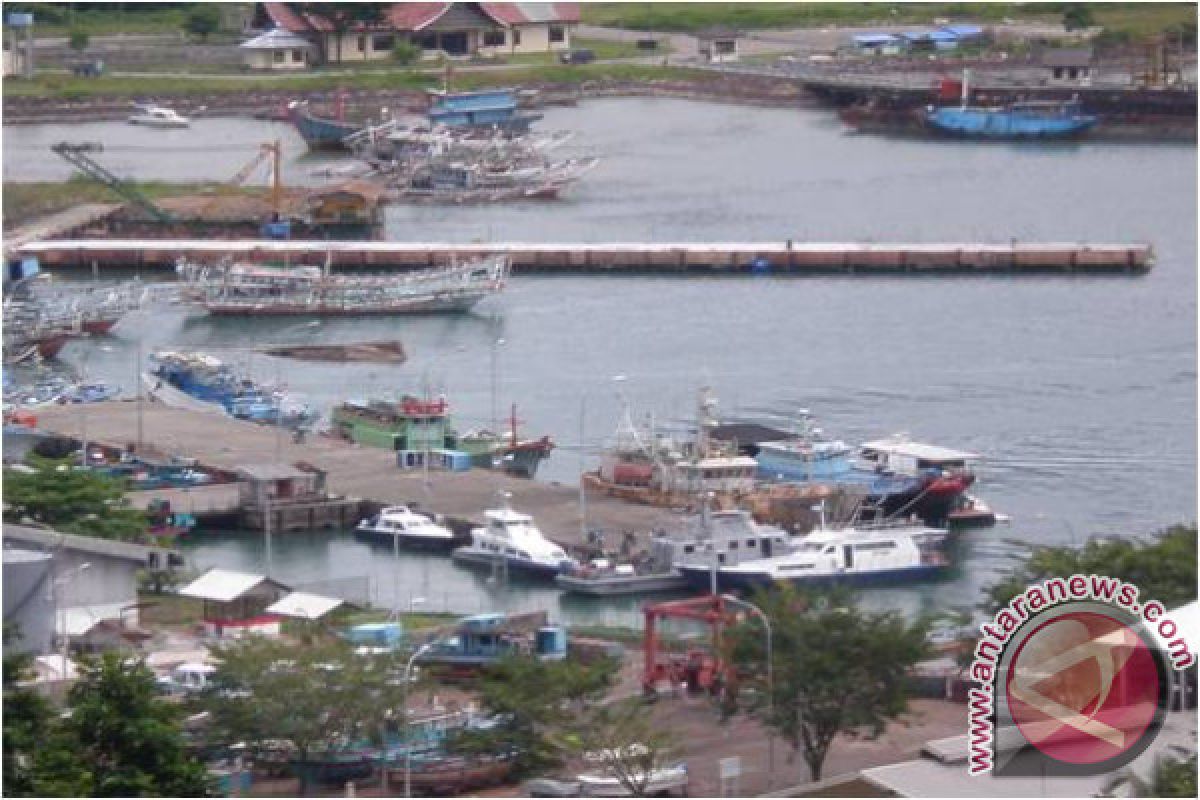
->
{"left": 71, "top": 60, "right": 104, "bottom": 77}
{"left": 559, "top": 49, "right": 595, "bottom": 65}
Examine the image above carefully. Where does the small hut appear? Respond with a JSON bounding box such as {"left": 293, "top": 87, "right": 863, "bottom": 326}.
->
{"left": 697, "top": 27, "right": 740, "bottom": 63}
{"left": 1042, "top": 48, "right": 1093, "bottom": 86}
{"left": 179, "top": 568, "right": 291, "bottom": 638}
{"left": 240, "top": 27, "right": 315, "bottom": 71}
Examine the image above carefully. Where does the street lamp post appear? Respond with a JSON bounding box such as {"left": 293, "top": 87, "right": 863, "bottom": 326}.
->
{"left": 403, "top": 642, "right": 435, "bottom": 799}
{"left": 50, "top": 561, "right": 91, "bottom": 677}
{"left": 722, "top": 594, "right": 775, "bottom": 790}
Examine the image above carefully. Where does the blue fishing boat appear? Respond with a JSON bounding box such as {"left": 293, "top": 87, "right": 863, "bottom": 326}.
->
{"left": 426, "top": 88, "right": 541, "bottom": 131}
{"left": 149, "top": 351, "right": 316, "bottom": 428}
{"left": 924, "top": 99, "right": 1099, "bottom": 139}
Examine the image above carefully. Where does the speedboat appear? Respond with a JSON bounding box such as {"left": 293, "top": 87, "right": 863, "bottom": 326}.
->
{"left": 128, "top": 104, "right": 190, "bottom": 128}
{"left": 355, "top": 505, "right": 456, "bottom": 550}
{"left": 452, "top": 506, "right": 575, "bottom": 579}
{"left": 677, "top": 521, "right": 951, "bottom": 591}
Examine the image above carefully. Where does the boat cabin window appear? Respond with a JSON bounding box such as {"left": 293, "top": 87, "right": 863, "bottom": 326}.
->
{"left": 797, "top": 542, "right": 824, "bottom": 553}
{"left": 746, "top": 539, "right": 757, "bottom": 547}
{"left": 683, "top": 545, "right": 695, "bottom": 554}
{"left": 822, "top": 545, "right": 836, "bottom": 554}
{"left": 729, "top": 541, "right": 738, "bottom": 550}
{"left": 717, "top": 553, "right": 726, "bottom": 564}
{"left": 854, "top": 541, "right": 897, "bottom": 552}
{"left": 779, "top": 564, "right": 814, "bottom": 571}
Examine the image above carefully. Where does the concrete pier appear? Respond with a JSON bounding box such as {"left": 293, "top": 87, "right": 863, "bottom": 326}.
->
{"left": 17, "top": 238, "right": 1153, "bottom": 274}
{"left": 30, "top": 401, "right": 680, "bottom": 548}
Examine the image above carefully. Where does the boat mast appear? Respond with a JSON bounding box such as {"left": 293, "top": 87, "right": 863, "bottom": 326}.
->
{"left": 961, "top": 67, "right": 970, "bottom": 110}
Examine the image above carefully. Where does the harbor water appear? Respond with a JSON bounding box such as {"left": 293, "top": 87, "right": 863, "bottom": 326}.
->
{"left": 8, "top": 97, "right": 1195, "bottom": 626}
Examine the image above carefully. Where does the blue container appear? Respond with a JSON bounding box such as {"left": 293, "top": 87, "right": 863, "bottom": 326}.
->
{"left": 262, "top": 220, "right": 291, "bottom": 239}
{"left": 535, "top": 626, "right": 568, "bottom": 660}
{"left": 343, "top": 622, "right": 404, "bottom": 649}
{"left": 461, "top": 613, "right": 506, "bottom": 633}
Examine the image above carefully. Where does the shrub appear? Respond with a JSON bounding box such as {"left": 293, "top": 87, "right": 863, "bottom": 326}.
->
{"left": 392, "top": 40, "right": 420, "bottom": 65}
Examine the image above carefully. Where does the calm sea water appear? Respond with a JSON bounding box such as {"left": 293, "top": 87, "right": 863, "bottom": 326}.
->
{"left": 9, "top": 97, "right": 1195, "bottom": 626}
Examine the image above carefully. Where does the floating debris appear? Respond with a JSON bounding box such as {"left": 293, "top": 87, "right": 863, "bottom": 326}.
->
{"left": 259, "top": 341, "right": 407, "bottom": 364}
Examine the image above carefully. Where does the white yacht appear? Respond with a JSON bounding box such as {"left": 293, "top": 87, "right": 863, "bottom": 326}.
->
{"left": 677, "top": 522, "right": 951, "bottom": 591}
{"left": 128, "top": 104, "right": 190, "bottom": 128}
{"left": 355, "top": 505, "right": 456, "bottom": 550}
{"left": 452, "top": 507, "right": 575, "bottom": 579}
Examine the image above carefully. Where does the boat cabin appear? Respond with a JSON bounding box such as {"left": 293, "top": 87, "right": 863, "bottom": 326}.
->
{"left": 1041, "top": 48, "right": 1093, "bottom": 86}
{"left": 333, "top": 397, "right": 456, "bottom": 451}
{"left": 660, "top": 455, "right": 758, "bottom": 495}
{"left": 670, "top": 509, "right": 794, "bottom": 567}
{"left": 858, "top": 438, "right": 977, "bottom": 477}
{"left": 420, "top": 612, "right": 567, "bottom": 668}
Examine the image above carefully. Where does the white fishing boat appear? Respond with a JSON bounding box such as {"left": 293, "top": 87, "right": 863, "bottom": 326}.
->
{"left": 677, "top": 521, "right": 951, "bottom": 591}
{"left": 175, "top": 255, "right": 509, "bottom": 315}
{"left": 452, "top": 505, "right": 575, "bottom": 579}
{"left": 354, "top": 505, "right": 456, "bottom": 550}
{"left": 128, "top": 104, "right": 190, "bottom": 128}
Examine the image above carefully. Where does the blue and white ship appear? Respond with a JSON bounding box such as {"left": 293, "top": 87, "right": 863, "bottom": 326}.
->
{"left": 148, "top": 351, "right": 316, "bottom": 429}
{"left": 426, "top": 88, "right": 541, "bottom": 132}
{"left": 677, "top": 521, "right": 951, "bottom": 591}
{"left": 751, "top": 413, "right": 977, "bottom": 525}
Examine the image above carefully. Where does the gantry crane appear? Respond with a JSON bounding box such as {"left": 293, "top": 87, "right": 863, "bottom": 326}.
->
{"left": 50, "top": 142, "right": 174, "bottom": 223}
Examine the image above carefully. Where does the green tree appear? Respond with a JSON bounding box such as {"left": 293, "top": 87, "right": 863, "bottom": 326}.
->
{"left": 568, "top": 698, "right": 679, "bottom": 796}
{"left": 392, "top": 40, "right": 420, "bottom": 65}
{"left": 452, "top": 655, "right": 618, "bottom": 777}
{"left": 25, "top": 653, "right": 211, "bottom": 797}
{"left": 985, "top": 524, "right": 1197, "bottom": 612}
{"left": 1062, "top": 4, "right": 1095, "bottom": 32}
{"left": 68, "top": 28, "right": 89, "bottom": 53}
{"left": 1106, "top": 753, "right": 1198, "bottom": 797}
{"left": 725, "top": 585, "right": 930, "bottom": 782}
{"left": 2, "top": 455, "right": 149, "bottom": 541}
{"left": 305, "top": 2, "right": 388, "bottom": 64}
{"left": 204, "top": 637, "right": 407, "bottom": 796}
{"left": 2, "top": 630, "right": 53, "bottom": 797}
{"left": 184, "top": 5, "right": 220, "bottom": 40}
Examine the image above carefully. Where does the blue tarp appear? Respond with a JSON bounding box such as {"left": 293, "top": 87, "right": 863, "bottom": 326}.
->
{"left": 903, "top": 29, "right": 960, "bottom": 42}
{"left": 942, "top": 24, "right": 984, "bottom": 37}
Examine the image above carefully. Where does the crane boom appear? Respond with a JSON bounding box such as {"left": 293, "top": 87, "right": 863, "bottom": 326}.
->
{"left": 50, "top": 142, "right": 174, "bottom": 223}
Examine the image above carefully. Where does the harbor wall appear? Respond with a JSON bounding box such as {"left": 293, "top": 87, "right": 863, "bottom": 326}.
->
{"left": 18, "top": 239, "right": 1154, "bottom": 275}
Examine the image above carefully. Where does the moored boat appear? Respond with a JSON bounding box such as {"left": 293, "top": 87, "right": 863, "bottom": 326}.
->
{"left": 924, "top": 99, "right": 1099, "bottom": 139}
{"left": 176, "top": 255, "right": 509, "bottom": 315}
{"left": 355, "top": 505, "right": 457, "bottom": 550}
{"left": 452, "top": 506, "right": 576, "bottom": 579}
{"left": 128, "top": 103, "right": 190, "bottom": 128}
{"left": 287, "top": 99, "right": 363, "bottom": 150}
{"left": 676, "top": 521, "right": 952, "bottom": 591}
{"left": 148, "top": 351, "right": 317, "bottom": 429}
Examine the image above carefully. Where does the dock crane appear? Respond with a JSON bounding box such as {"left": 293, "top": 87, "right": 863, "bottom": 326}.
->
{"left": 50, "top": 142, "right": 174, "bottom": 223}
{"left": 194, "top": 139, "right": 285, "bottom": 222}
{"left": 642, "top": 594, "right": 737, "bottom": 698}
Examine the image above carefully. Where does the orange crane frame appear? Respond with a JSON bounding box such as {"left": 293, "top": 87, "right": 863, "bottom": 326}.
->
{"left": 642, "top": 594, "right": 737, "bottom": 697}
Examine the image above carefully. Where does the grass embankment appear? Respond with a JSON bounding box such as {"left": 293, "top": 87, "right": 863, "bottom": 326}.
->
{"left": 581, "top": 1, "right": 1197, "bottom": 36}
{"left": 9, "top": 4, "right": 195, "bottom": 37}
{"left": 2, "top": 180, "right": 262, "bottom": 229}
{"left": 2, "top": 62, "right": 711, "bottom": 100}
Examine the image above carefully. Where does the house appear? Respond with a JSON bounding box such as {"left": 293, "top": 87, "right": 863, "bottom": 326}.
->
{"left": 3, "top": 525, "right": 179, "bottom": 655}
{"left": 697, "top": 27, "right": 740, "bottom": 64}
{"left": 852, "top": 33, "right": 904, "bottom": 56}
{"left": 302, "top": 180, "right": 385, "bottom": 233}
{"left": 1042, "top": 47, "right": 1093, "bottom": 86}
{"left": 235, "top": 462, "right": 359, "bottom": 531}
{"left": 253, "top": 2, "right": 580, "bottom": 64}
{"left": 240, "top": 26, "right": 316, "bottom": 70}
{"left": 179, "top": 568, "right": 291, "bottom": 638}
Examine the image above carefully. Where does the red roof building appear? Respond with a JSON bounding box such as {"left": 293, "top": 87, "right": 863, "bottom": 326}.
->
{"left": 254, "top": 3, "right": 580, "bottom": 63}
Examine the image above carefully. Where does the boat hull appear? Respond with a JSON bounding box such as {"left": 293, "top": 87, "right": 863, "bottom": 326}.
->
{"left": 200, "top": 292, "right": 487, "bottom": 315}
{"left": 924, "top": 108, "right": 1098, "bottom": 139}
{"left": 677, "top": 562, "right": 948, "bottom": 592}
{"left": 288, "top": 104, "right": 361, "bottom": 150}
{"left": 354, "top": 525, "right": 457, "bottom": 551}
{"left": 451, "top": 547, "right": 567, "bottom": 580}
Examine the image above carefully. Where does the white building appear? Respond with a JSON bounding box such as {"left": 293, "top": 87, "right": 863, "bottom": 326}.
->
{"left": 240, "top": 27, "right": 315, "bottom": 70}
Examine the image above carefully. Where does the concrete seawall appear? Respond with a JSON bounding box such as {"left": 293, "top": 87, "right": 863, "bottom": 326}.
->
{"left": 18, "top": 238, "right": 1154, "bottom": 275}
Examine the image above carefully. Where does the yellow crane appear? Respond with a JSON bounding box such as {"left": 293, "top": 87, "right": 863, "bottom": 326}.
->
{"left": 194, "top": 139, "right": 284, "bottom": 220}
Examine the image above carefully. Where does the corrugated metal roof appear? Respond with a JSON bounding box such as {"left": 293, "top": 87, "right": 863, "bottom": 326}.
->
{"left": 941, "top": 24, "right": 983, "bottom": 36}
{"left": 180, "top": 568, "right": 277, "bottom": 603}
{"left": 4, "top": 524, "right": 171, "bottom": 564}
{"left": 1041, "top": 47, "right": 1093, "bottom": 68}
{"left": 236, "top": 463, "right": 310, "bottom": 482}
{"left": 241, "top": 28, "right": 316, "bottom": 50}
{"left": 853, "top": 33, "right": 899, "bottom": 45}
{"left": 266, "top": 591, "right": 345, "bottom": 619}
{"left": 56, "top": 602, "right": 129, "bottom": 636}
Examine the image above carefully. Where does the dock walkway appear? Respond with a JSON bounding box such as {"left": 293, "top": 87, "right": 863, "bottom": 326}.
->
{"left": 17, "top": 238, "right": 1153, "bottom": 274}
{"left": 31, "top": 401, "right": 679, "bottom": 547}
{"left": 4, "top": 205, "right": 122, "bottom": 258}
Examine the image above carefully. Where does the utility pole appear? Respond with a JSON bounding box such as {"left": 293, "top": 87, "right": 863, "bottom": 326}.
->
{"left": 136, "top": 337, "right": 144, "bottom": 452}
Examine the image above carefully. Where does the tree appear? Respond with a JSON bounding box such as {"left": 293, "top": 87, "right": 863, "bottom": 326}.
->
{"left": 184, "top": 5, "right": 220, "bottom": 40}
{"left": 985, "top": 524, "right": 1197, "bottom": 613}
{"left": 68, "top": 28, "right": 89, "bottom": 53}
{"left": 2, "top": 629, "right": 52, "bottom": 797}
{"left": 2, "top": 455, "right": 149, "bottom": 541}
{"left": 1062, "top": 4, "right": 1095, "bottom": 32}
{"left": 204, "top": 637, "right": 407, "bottom": 796}
{"left": 568, "top": 698, "right": 680, "bottom": 797}
{"left": 304, "top": 2, "right": 388, "bottom": 64}
{"left": 1105, "top": 753, "right": 1198, "bottom": 797}
{"left": 725, "top": 585, "right": 930, "bottom": 782}
{"left": 19, "top": 653, "right": 211, "bottom": 797}
{"left": 392, "top": 40, "right": 420, "bottom": 65}
{"left": 451, "top": 654, "right": 618, "bottom": 777}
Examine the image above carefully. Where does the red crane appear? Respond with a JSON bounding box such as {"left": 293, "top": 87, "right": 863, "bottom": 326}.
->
{"left": 642, "top": 594, "right": 737, "bottom": 697}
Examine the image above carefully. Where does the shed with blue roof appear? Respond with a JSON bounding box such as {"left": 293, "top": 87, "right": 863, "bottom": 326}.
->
{"left": 852, "top": 33, "right": 903, "bottom": 56}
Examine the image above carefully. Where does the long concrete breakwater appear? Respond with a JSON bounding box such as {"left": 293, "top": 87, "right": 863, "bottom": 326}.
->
{"left": 18, "top": 238, "right": 1154, "bottom": 274}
